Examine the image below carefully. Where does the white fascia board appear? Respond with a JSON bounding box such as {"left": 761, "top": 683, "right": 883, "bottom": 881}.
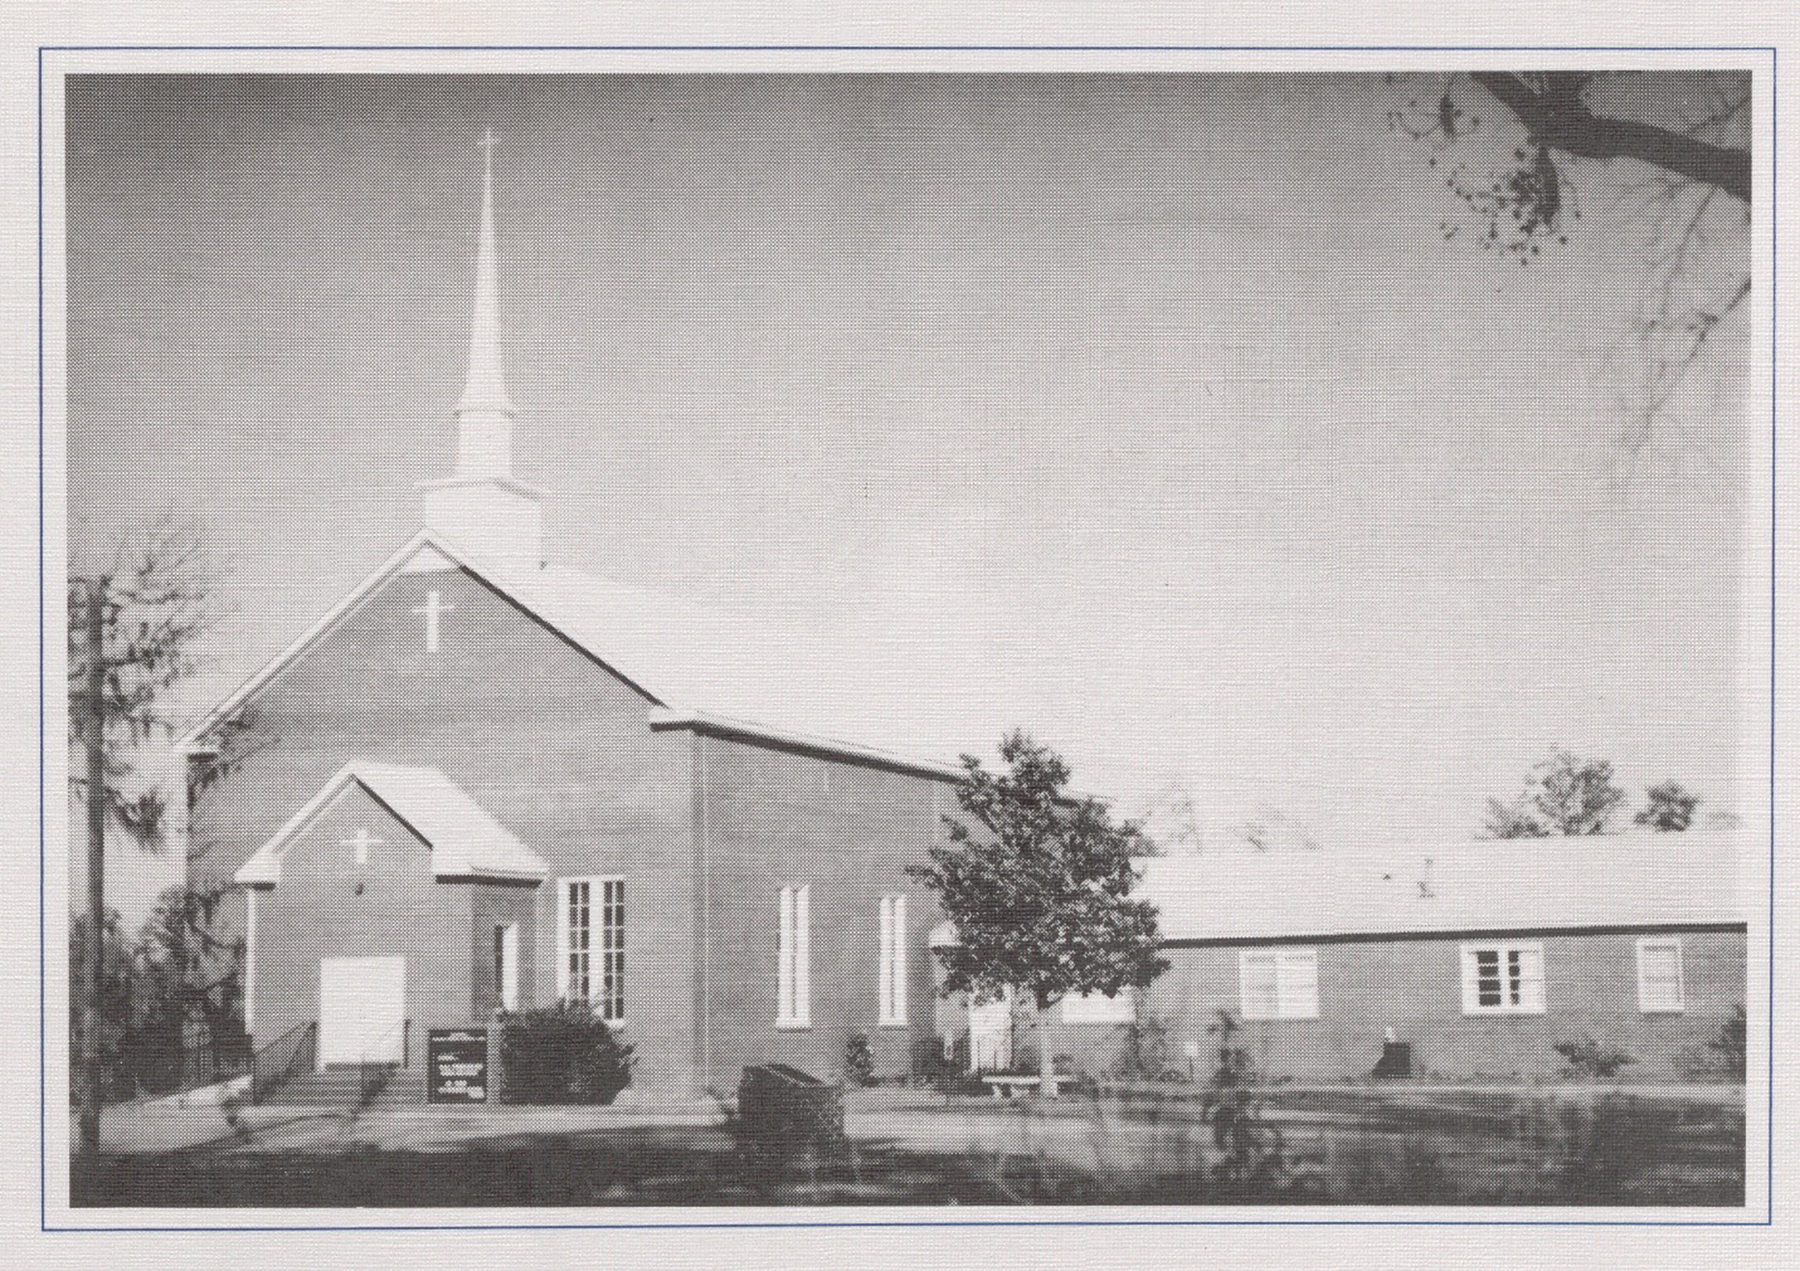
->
{"left": 647, "top": 707, "right": 966, "bottom": 782}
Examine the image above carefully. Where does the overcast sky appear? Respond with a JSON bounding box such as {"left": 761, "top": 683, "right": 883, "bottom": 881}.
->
{"left": 67, "top": 72, "right": 1754, "bottom": 909}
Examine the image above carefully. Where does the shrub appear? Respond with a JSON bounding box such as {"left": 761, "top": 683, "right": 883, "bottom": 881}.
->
{"left": 1111, "top": 1009, "right": 1179, "bottom": 1082}
{"left": 496, "top": 1000, "right": 633, "bottom": 1104}
{"left": 843, "top": 1031, "right": 876, "bottom": 1087}
{"left": 1708, "top": 1004, "right": 1747, "bottom": 1081}
{"left": 1554, "top": 1034, "right": 1636, "bottom": 1081}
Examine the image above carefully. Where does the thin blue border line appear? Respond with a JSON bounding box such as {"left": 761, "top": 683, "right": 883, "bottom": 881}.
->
{"left": 37, "top": 39, "right": 48, "bottom": 1239}
{"left": 39, "top": 44, "right": 1779, "bottom": 1234}
{"left": 1768, "top": 42, "right": 1778, "bottom": 1232}
{"left": 34, "top": 44, "right": 1781, "bottom": 53}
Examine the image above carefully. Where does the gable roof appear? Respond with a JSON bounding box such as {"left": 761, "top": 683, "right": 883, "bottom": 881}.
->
{"left": 179, "top": 530, "right": 966, "bottom": 781}
{"left": 1134, "top": 829, "right": 1749, "bottom": 943}
{"left": 235, "top": 761, "right": 549, "bottom": 886}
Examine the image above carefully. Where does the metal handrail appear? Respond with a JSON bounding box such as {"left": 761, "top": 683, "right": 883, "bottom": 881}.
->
{"left": 357, "top": 1017, "right": 411, "bottom": 1104}
{"left": 250, "top": 1020, "right": 317, "bottom": 1104}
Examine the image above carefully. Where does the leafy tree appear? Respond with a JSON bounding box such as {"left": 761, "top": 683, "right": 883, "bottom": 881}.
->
{"left": 1636, "top": 781, "right": 1701, "bottom": 832}
{"left": 1485, "top": 749, "right": 1627, "bottom": 838}
{"left": 909, "top": 730, "right": 1168, "bottom": 1095}
{"left": 1390, "top": 71, "right": 1750, "bottom": 474}
{"left": 69, "top": 516, "right": 223, "bottom": 1151}
{"left": 1482, "top": 794, "right": 1549, "bottom": 840}
{"left": 134, "top": 883, "right": 249, "bottom": 1078}
{"left": 67, "top": 908, "right": 138, "bottom": 1105}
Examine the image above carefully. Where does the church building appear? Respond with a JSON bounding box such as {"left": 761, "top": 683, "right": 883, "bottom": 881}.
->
{"left": 178, "top": 140, "right": 966, "bottom": 1100}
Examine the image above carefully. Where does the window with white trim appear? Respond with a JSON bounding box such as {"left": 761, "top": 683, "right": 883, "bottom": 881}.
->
{"left": 1061, "top": 990, "right": 1136, "bottom": 1024}
{"left": 779, "top": 884, "right": 811, "bottom": 1028}
{"left": 1636, "top": 937, "right": 1685, "bottom": 1013}
{"left": 1460, "top": 941, "right": 1545, "bottom": 1015}
{"left": 878, "top": 894, "right": 908, "bottom": 1025}
{"left": 1238, "top": 948, "right": 1320, "bottom": 1020}
{"left": 558, "top": 877, "right": 624, "bottom": 1022}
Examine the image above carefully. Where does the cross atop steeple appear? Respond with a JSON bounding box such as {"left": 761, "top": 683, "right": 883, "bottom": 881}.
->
{"left": 478, "top": 127, "right": 498, "bottom": 161}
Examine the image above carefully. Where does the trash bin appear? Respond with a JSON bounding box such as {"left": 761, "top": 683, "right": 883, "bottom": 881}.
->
{"left": 738, "top": 1063, "right": 846, "bottom": 1157}
{"left": 1373, "top": 1041, "right": 1413, "bottom": 1079}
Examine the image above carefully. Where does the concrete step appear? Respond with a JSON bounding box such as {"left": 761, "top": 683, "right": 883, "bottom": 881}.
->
{"left": 263, "top": 1066, "right": 426, "bottom": 1108}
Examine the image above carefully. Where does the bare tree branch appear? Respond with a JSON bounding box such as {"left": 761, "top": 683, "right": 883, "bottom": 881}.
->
{"left": 1470, "top": 72, "right": 1749, "bottom": 201}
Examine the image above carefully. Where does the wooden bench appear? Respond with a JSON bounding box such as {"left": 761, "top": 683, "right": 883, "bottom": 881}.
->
{"left": 980, "top": 1074, "right": 1059, "bottom": 1099}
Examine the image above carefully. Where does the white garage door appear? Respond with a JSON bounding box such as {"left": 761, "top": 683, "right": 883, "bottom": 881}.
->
{"left": 318, "top": 956, "right": 406, "bottom": 1068}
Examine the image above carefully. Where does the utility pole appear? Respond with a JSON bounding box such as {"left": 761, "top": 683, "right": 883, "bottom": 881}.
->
{"left": 78, "top": 577, "right": 106, "bottom": 1155}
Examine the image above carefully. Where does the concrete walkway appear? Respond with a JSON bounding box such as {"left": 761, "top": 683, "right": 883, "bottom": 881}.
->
{"left": 83, "top": 1081, "right": 1743, "bottom": 1159}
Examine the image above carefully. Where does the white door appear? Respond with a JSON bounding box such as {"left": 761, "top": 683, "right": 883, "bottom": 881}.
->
{"left": 318, "top": 956, "right": 406, "bottom": 1067}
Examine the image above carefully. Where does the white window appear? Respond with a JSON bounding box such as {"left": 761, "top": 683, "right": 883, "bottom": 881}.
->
{"left": 558, "top": 877, "right": 624, "bottom": 1022}
{"left": 1238, "top": 948, "right": 1320, "bottom": 1020}
{"left": 878, "top": 894, "right": 909, "bottom": 1026}
{"left": 779, "top": 884, "right": 812, "bottom": 1028}
{"left": 494, "top": 922, "right": 519, "bottom": 1012}
{"left": 1461, "top": 941, "right": 1546, "bottom": 1015}
{"left": 1637, "top": 937, "right": 1685, "bottom": 1013}
{"left": 1061, "top": 990, "right": 1136, "bottom": 1024}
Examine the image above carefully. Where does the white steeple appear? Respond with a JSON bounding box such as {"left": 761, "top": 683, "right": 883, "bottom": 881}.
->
{"left": 454, "top": 128, "right": 518, "bottom": 467}
{"left": 419, "top": 129, "right": 544, "bottom": 573}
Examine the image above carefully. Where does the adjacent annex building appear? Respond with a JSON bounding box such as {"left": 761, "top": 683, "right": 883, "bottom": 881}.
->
{"left": 179, "top": 143, "right": 968, "bottom": 1099}
{"left": 1054, "top": 833, "right": 1747, "bottom": 1083}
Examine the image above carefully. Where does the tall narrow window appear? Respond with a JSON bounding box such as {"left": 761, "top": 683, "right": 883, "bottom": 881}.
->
{"left": 600, "top": 878, "right": 625, "bottom": 1023}
{"left": 779, "top": 884, "right": 812, "bottom": 1028}
{"left": 879, "top": 895, "right": 908, "bottom": 1025}
{"left": 1637, "top": 937, "right": 1685, "bottom": 1013}
{"left": 559, "top": 877, "right": 624, "bottom": 1022}
{"left": 494, "top": 922, "right": 519, "bottom": 1011}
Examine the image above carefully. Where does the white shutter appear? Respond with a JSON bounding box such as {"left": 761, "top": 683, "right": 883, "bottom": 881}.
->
{"left": 1276, "top": 950, "right": 1320, "bottom": 1019}
{"left": 795, "top": 885, "right": 812, "bottom": 1026}
{"left": 892, "top": 894, "right": 908, "bottom": 1024}
{"left": 878, "top": 898, "right": 895, "bottom": 1023}
{"left": 1637, "top": 938, "right": 1685, "bottom": 1013}
{"left": 1239, "top": 951, "right": 1281, "bottom": 1020}
{"left": 778, "top": 886, "right": 795, "bottom": 1024}
{"left": 1512, "top": 945, "right": 1546, "bottom": 1013}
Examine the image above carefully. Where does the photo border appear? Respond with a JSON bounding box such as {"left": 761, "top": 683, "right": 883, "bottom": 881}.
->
{"left": 35, "top": 41, "right": 1779, "bottom": 1234}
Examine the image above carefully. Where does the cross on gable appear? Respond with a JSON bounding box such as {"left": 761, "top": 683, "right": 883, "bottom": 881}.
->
{"left": 412, "top": 589, "right": 455, "bottom": 653}
{"left": 343, "top": 828, "right": 383, "bottom": 866}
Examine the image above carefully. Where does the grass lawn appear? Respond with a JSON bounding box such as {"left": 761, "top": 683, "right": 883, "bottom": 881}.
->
{"left": 70, "top": 1085, "right": 1746, "bottom": 1208}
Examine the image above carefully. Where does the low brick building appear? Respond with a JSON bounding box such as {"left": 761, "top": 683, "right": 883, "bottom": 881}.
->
{"left": 1037, "top": 833, "right": 1747, "bottom": 1083}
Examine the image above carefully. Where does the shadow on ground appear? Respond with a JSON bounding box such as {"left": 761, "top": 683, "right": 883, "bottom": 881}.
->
{"left": 72, "top": 1091, "right": 1747, "bottom": 1208}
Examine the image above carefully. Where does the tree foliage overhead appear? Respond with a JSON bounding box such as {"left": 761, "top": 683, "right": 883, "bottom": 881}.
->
{"left": 910, "top": 730, "right": 1168, "bottom": 1011}
{"left": 1390, "top": 70, "right": 1751, "bottom": 475}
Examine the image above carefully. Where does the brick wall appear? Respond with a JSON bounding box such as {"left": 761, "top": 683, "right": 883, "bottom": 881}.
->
{"left": 693, "top": 732, "right": 953, "bottom": 1094}
{"left": 194, "top": 563, "right": 697, "bottom": 1090}
{"left": 1047, "top": 927, "right": 1747, "bottom": 1082}
{"left": 251, "top": 784, "right": 471, "bottom": 1069}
